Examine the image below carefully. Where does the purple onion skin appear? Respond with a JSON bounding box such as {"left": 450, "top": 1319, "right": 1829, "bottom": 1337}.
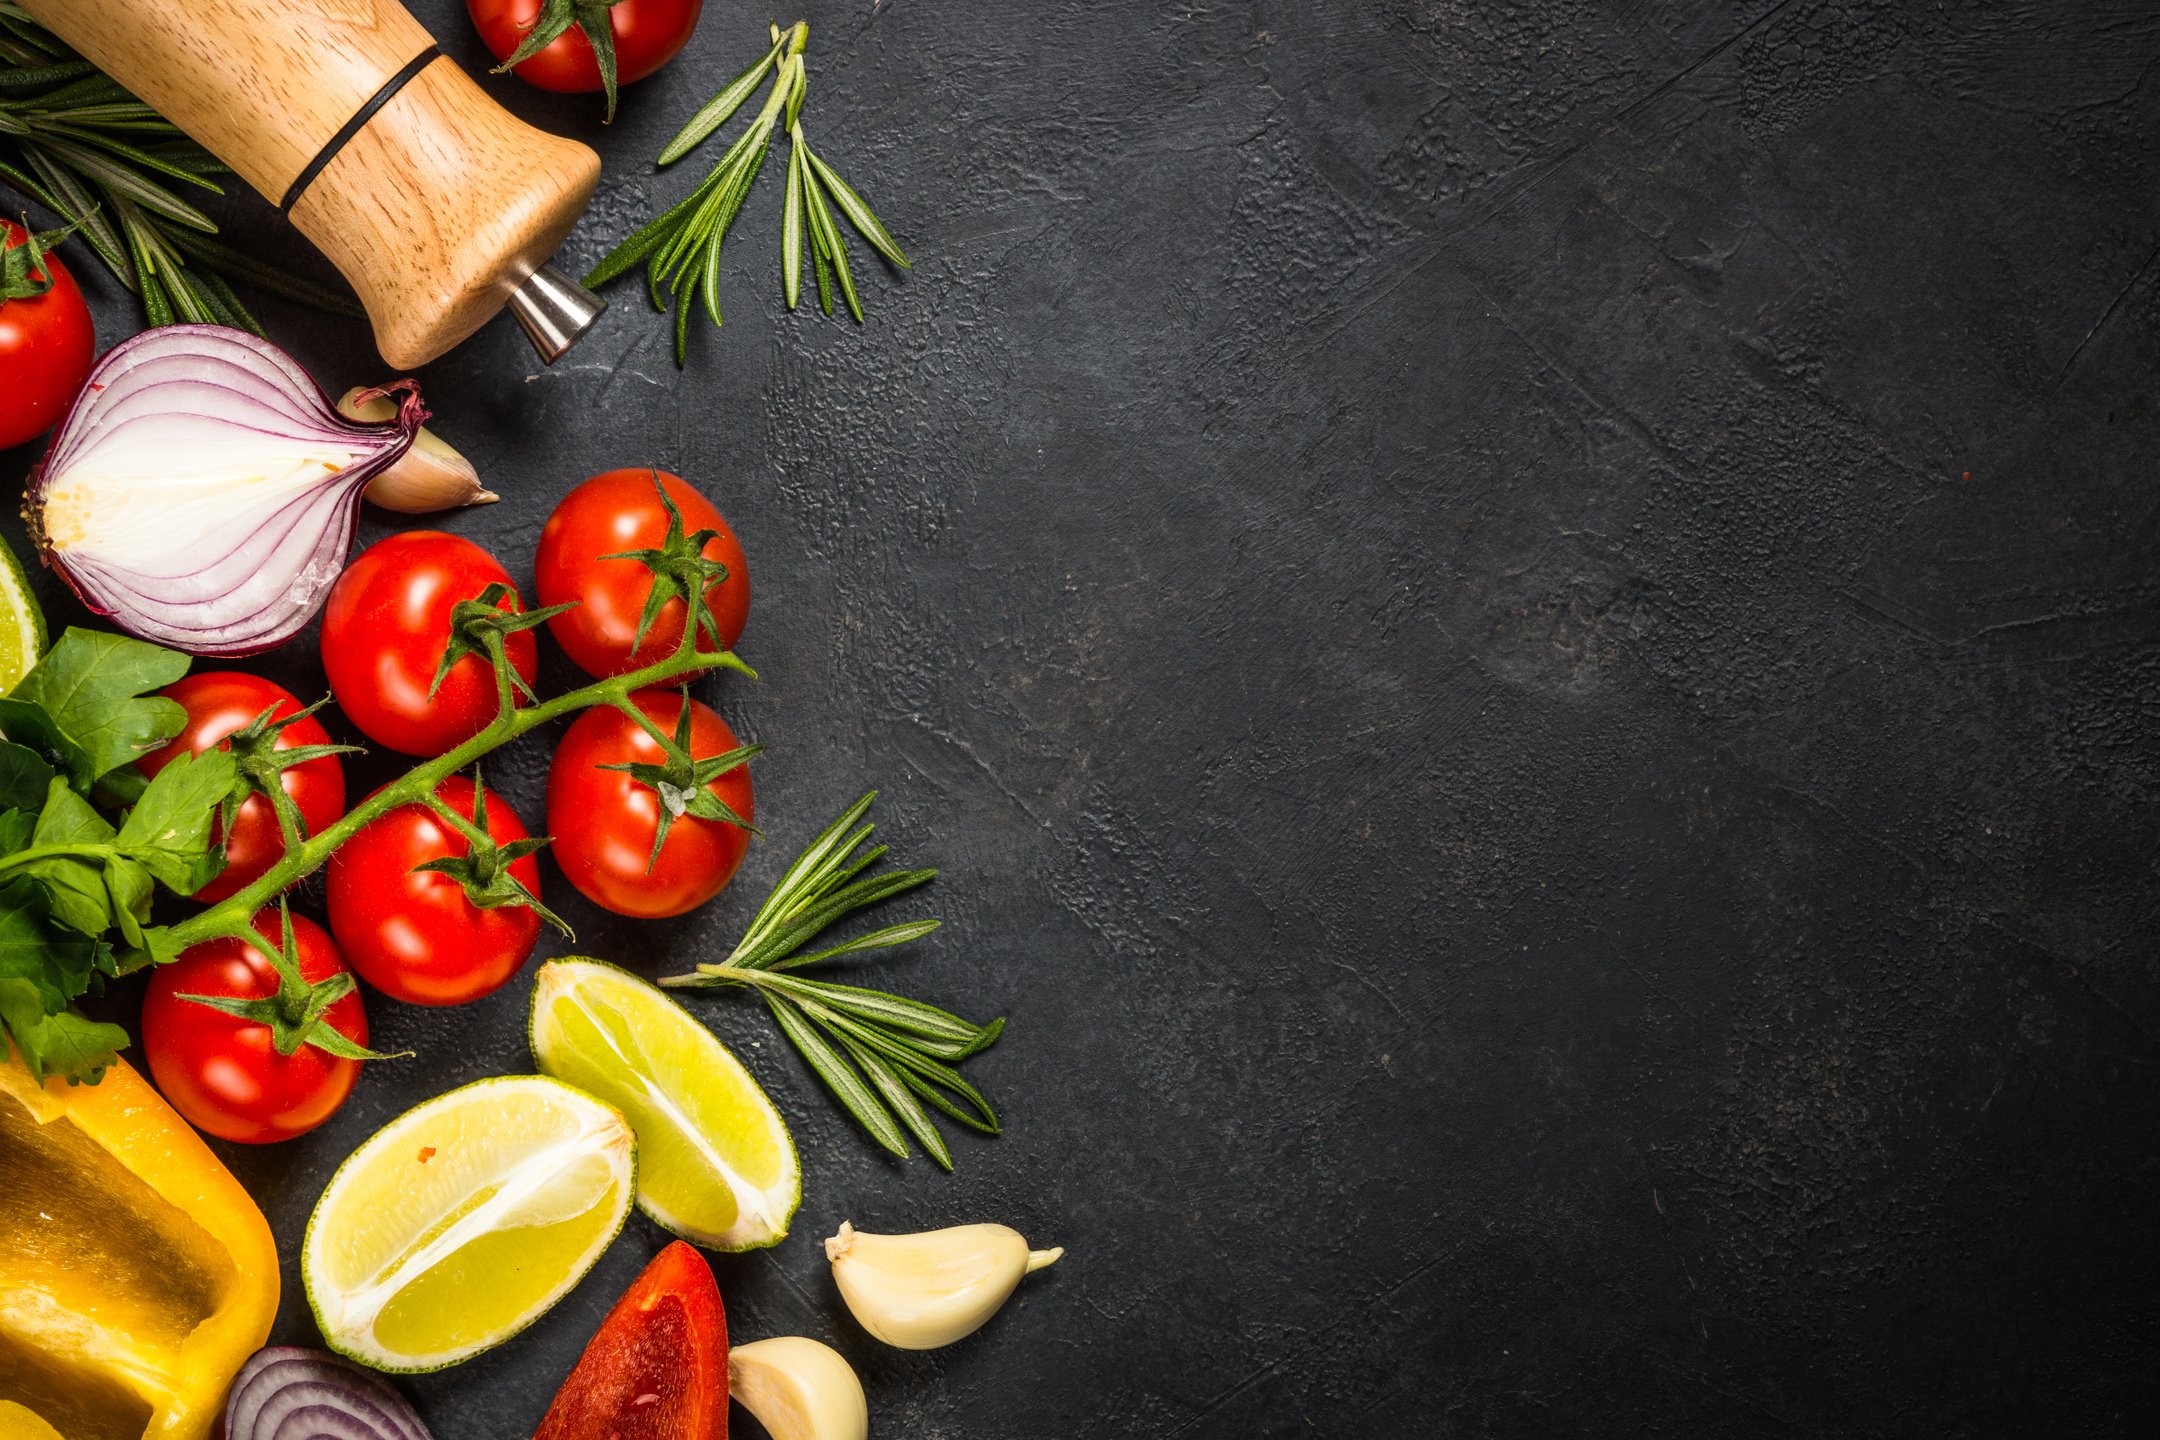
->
{"left": 26, "top": 325, "right": 425, "bottom": 658}
{"left": 225, "top": 1347, "right": 433, "bottom": 1440}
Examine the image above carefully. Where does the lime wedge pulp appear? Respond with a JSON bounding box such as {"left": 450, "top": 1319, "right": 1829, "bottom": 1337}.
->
{"left": 530, "top": 959, "right": 800, "bottom": 1252}
{"left": 302, "top": 1075, "right": 636, "bottom": 1372}
{"left": 0, "top": 531, "right": 48, "bottom": 693}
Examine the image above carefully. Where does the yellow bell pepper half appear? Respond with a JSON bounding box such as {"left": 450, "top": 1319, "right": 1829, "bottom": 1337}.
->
{"left": 0, "top": 1053, "right": 278, "bottom": 1440}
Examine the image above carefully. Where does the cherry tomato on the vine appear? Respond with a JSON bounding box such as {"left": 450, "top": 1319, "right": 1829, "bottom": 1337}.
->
{"left": 535, "top": 468, "right": 750, "bottom": 680}
{"left": 547, "top": 690, "right": 754, "bottom": 919}
{"left": 468, "top": 0, "right": 702, "bottom": 97}
{"left": 0, "top": 221, "right": 94, "bottom": 451}
{"left": 328, "top": 776, "right": 548, "bottom": 1006}
{"left": 140, "top": 672, "right": 346, "bottom": 903}
{"left": 320, "top": 531, "right": 538, "bottom": 757}
{"left": 141, "top": 911, "right": 368, "bottom": 1144}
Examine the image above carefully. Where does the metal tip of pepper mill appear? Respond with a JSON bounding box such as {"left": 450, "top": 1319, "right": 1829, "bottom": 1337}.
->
{"left": 508, "top": 263, "right": 606, "bottom": 364}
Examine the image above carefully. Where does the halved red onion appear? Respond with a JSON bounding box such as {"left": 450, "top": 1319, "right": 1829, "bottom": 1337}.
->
{"left": 226, "top": 1347, "right": 435, "bottom": 1440}
{"left": 26, "top": 325, "right": 424, "bottom": 657}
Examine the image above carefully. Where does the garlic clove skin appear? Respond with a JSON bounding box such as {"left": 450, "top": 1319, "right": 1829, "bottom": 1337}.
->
{"left": 825, "top": 1221, "right": 1064, "bottom": 1350}
{"left": 728, "top": 1336, "right": 868, "bottom": 1440}
{"left": 337, "top": 386, "right": 496, "bottom": 513}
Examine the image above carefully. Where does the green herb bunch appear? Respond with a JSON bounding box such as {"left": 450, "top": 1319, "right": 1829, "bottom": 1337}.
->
{"left": 0, "top": 4, "right": 358, "bottom": 332}
{"left": 663, "top": 793, "right": 1005, "bottom": 1170}
{"left": 587, "top": 20, "right": 910, "bottom": 366}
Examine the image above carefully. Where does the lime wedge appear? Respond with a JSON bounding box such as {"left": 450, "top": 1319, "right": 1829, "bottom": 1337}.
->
{"left": 531, "top": 959, "right": 800, "bottom": 1252}
{"left": 302, "top": 1075, "right": 635, "bottom": 1372}
{"left": 0, "top": 532, "right": 47, "bottom": 693}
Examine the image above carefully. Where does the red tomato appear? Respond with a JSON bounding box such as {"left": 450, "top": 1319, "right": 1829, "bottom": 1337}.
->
{"left": 535, "top": 469, "right": 749, "bottom": 680}
{"left": 327, "top": 776, "right": 546, "bottom": 1006}
{"left": 547, "top": 691, "right": 753, "bottom": 919}
{"left": 141, "top": 910, "right": 367, "bottom": 1144}
{"left": 0, "top": 222, "right": 94, "bottom": 451}
{"left": 139, "top": 672, "right": 346, "bottom": 903}
{"left": 534, "top": 1241, "right": 727, "bottom": 1440}
{"left": 468, "top": 0, "right": 703, "bottom": 95}
{"left": 320, "top": 531, "right": 538, "bottom": 756}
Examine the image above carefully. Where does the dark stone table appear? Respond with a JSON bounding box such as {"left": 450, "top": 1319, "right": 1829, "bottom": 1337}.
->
{"left": 9, "top": 2, "right": 2159, "bottom": 1434}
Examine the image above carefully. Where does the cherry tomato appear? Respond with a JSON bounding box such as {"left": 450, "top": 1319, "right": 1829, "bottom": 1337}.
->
{"left": 547, "top": 690, "right": 754, "bottom": 918}
{"left": 139, "top": 672, "right": 346, "bottom": 904}
{"left": 320, "top": 531, "right": 538, "bottom": 756}
{"left": 468, "top": 0, "right": 703, "bottom": 95}
{"left": 327, "top": 776, "right": 546, "bottom": 1006}
{"left": 141, "top": 910, "right": 367, "bottom": 1144}
{"left": 0, "top": 222, "right": 94, "bottom": 451}
{"left": 535, "top": 469, "right": 749, "bottom": 680}
{"left": 534, "top": 1241, "right": 726, "bottom": 1440}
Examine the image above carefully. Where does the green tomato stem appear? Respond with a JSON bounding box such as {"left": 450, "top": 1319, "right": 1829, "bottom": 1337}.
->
{"left": 164, "top": 637, "right": 753, "bottom": 951}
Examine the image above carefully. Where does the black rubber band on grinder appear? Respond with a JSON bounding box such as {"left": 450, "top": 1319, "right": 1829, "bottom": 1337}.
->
{"left": 279, "top": 45, "right": 442, "bottom": 214}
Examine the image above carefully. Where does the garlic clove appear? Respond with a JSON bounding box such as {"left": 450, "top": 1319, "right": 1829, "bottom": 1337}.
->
{"left": 337, "top": 386, "right": 496, "bottom": 513}
{"left": 825, "top": 1220, "right": 1063, "bottom": 1350}
{"left": 728, "top": 1336, "right": 868, "bottom": 1440}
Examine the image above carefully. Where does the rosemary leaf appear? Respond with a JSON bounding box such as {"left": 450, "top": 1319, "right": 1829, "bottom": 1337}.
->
{"left": 740, "top": 794, "right": 878, "bottom": 950}
{"left": 761, "top": 988, "right": 909, "bottom": 1158}
{"left": 18, "top": 76, "right": 136, "bottom": 109}
{"left": 834, "top": 1028, "right": 953, "bottom": 1170}
{"left": 673, "top": 275, "right": 694, "bottom": 366}
{"left": 698, "top": 220, "right": 723, "bottom": 328}
{"left": 36, "top": 136, "right": 215, "bottom": 229}
{"left": 801, "top": 159, "right": 862, "bottom": 322}
{"left": 587, "top": 180, "right": 711, "bottom": 288}
{"left": 187, "top": 260, "right": 250, "bottom": 331}
{"left": 812, "top": 225, "right": 835, "bottom": 315}
{"left": 802, "top": 997, "right": 1001, "bottom": 1134}
{"left": 160, "top": 224, "right": 362, "bottom": 317}
{"left": 805, "top": 147, "right": 910, "bottom": 269}
{"left": 732, "top": 868, "right": 936, "bottom": 970}
{"left": 764, "top": 916, "right": 943, "bottom": 972}
{"left": 782, "top": 140, "right": 804, "bottom": 308}
{"left": 709, "top": 139, "right": 771, "bottom": 250}
{"left": 123, "top": 210, "right": 170, "bottom": 326}
{"left": 0, "top": 61, "right": 88, "bottom": 93}
{"left": 747, "top": 970, "right": 990, "bottom": 1048}
{"left": 20, "top": 145, "right": 127, "bottom": 275}
{"left": 658, "top": 38, "right": 783, "bottom": 165}
{"left": 35, "top": 123, "right": 222, "bottom": 191}
{"left": 897, "top": 1064, "right": 1000, "bottom": 1136}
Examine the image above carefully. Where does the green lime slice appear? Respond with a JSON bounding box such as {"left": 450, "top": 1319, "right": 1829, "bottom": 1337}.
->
{"left": 302, "top": 1075, "right": 636, "bottom": 1372}
{"left": 0, "top": 532, "right": 48, "bottom": 693}
{"left": 531, "top": 958, "right": 800, "bottom": 1252}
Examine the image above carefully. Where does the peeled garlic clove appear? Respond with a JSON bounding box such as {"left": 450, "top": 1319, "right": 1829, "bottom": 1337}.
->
{"left": 337, "top": 386, "right": 496, "bottom": 513}
{"left": 728, "top": 1336, "right": 868, "bottom": 1440}
{"left": 825, "top": 1220, "right": 1063, "bottom": 1350}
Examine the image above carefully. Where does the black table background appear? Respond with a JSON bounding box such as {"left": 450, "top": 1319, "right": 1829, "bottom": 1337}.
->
{"left": 7, "top": 1, "right": 2160, "bottom": 1435}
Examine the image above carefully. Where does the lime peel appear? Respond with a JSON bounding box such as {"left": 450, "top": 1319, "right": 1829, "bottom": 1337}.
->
{"left": 302, "top": 1074, "right": 636, "bottom": 1373}
{"left": 530, "top": 958, "right": 800, "bottom": 1252}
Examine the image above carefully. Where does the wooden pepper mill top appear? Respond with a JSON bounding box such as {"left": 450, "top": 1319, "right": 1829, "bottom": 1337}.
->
{"left": 18, "top": 0, "right": 604, "bottom": 367}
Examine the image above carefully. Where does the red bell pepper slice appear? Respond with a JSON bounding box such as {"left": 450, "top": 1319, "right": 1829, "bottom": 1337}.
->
{"left": 535, "top": 1240, "right": 729, "bottom": 1440}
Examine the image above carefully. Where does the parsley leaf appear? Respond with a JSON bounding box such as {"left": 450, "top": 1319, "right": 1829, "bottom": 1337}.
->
{"left": 0, "top": 875, "right": 124, "bottom": 1085}
{"left": 0, "top": 628, "right": 188, "bottom": 791}
{"left": 116, "top": 747, "right": 234, "bottom": 894}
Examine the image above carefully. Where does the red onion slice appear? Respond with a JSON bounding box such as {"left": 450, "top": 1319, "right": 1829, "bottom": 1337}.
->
{"left": 26, "top": 325, "right": 424, "bottom": 657}
{"left": 226, "top": 1347, "right": 434, "bottom": 1440}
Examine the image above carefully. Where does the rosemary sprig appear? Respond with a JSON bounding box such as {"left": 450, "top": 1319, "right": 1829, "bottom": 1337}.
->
{"left": 0, "top": 5, "right": 359, "bottom": 333}
{"left": 586, "top": 20, "right": 910, "bottom": 367}
{"left": 661, "top": 793, "right": 1003, "bottom": 1170}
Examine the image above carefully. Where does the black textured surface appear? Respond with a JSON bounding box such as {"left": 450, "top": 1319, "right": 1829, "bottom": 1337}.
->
{"left": 8, "top": 1, "right": 2160, "bottom": 1435}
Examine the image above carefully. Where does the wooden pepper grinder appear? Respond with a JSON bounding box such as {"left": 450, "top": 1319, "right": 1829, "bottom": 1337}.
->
{"left": 17, "top": 0, "right": 605, "bottom": 367}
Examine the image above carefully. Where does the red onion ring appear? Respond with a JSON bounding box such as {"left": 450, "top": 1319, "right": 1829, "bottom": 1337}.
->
{"left": 225, "top": 1347, "right": 435, "bottom": 1440}
{"left": 26, "top": 325, "right": 424, "bottom": 657}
